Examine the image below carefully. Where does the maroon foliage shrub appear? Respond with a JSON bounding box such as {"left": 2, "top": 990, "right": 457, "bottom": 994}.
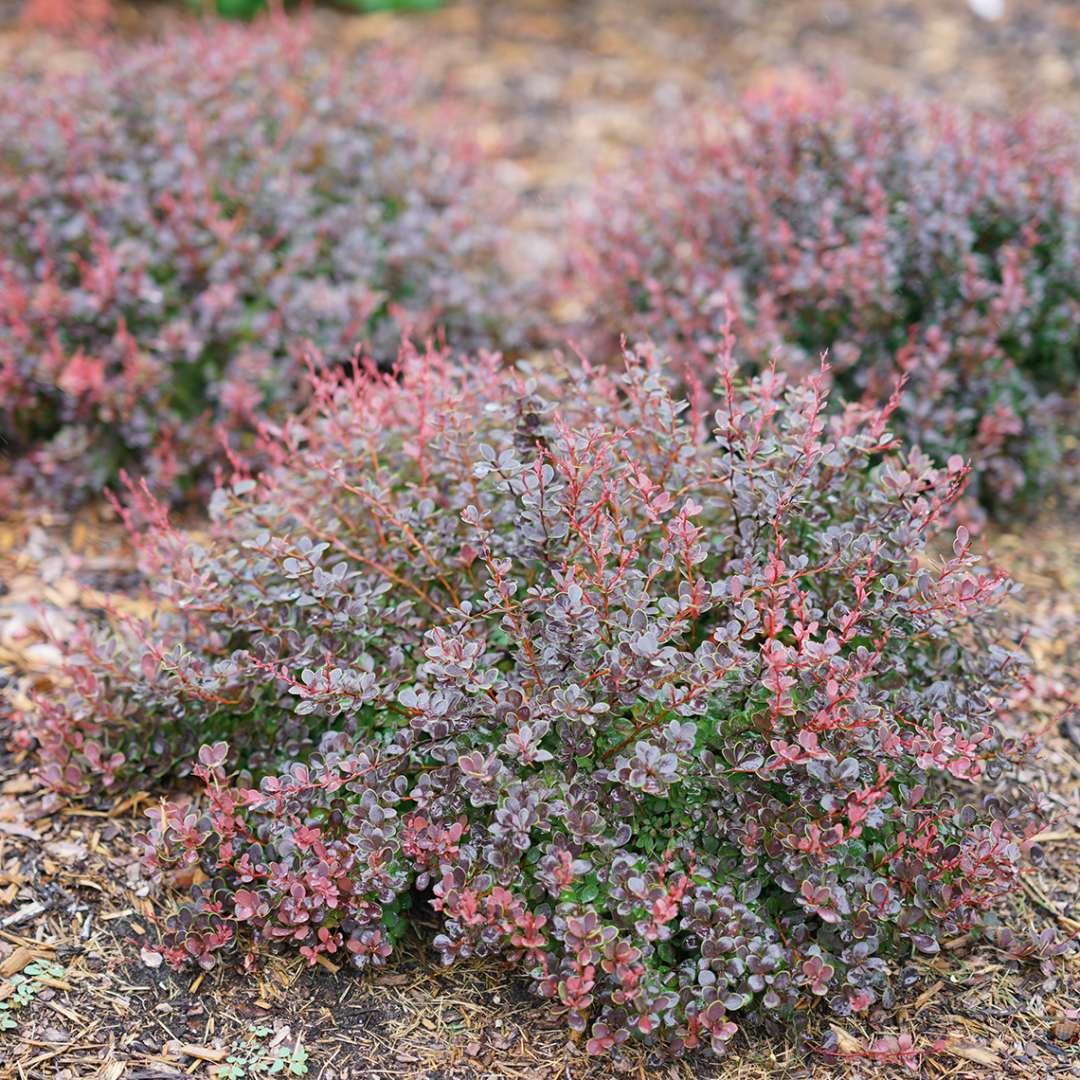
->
{"left": 0, "top": 23, "right": 527, "bottom": 505}
{"left": 571, "top": 80, "right": 1080, "bottom": 511}
{"left": 29, "top": 337, "right": 1056, "bottom": 1057}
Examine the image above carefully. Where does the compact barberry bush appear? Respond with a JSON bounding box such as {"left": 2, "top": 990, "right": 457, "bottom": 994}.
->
{"left": 0, "top": 21, "right": 527, "bottom": 506}
{"left": 29, "top": 334, "right": 1059, "bottom": 1059}
{"left": 571, "top": 81, "right": 1080, "bottom": 512}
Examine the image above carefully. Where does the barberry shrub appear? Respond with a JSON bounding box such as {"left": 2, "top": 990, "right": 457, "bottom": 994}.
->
{"left": 31, "top": 336, "right": 1052, "bottom": 1057}
{"left": 0, "top": 22, "right": 527, "bottom": 505}
{"left": 570, "top": 81, "right": 1080, "bottom": 511}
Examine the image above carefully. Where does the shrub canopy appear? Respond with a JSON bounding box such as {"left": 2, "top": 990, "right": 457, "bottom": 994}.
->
{"left": 31, "top": 341, "right": 1048, "bottom": 1057}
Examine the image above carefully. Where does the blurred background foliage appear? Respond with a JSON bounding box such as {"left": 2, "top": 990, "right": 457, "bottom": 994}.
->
{"left": 184, "top": 0, "right": 442, "bottom": 17}
{"left": 18, "top": 0, "right": 443, "bottom": 28}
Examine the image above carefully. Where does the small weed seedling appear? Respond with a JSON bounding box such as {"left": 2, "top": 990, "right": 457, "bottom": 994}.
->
{"left": 218, "top": 1025, "right": 309, "bottom": 1078}
{"left": 0, "top": 960, "right": 66, "bottom": 1032}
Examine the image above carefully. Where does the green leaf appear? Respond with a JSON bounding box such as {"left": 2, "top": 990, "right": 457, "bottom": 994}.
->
{"left": 577, "top": 880, "right": 599, "bottom": 904}
{"left": 216, "top": 0, "right": 267, "bottom": 17}
{"left": 340, "top": 0, "right": 442, "bottom": 11}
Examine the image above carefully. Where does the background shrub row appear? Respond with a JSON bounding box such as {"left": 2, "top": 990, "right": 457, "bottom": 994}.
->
{"left": 572, "top": 81, "right": 1080, "bottom": 512}
{"left": 3, "top": 47, "right": 1078, "bottom": 512}
{"left": 0, "top": 24, "right": 525, "bottom": 505}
